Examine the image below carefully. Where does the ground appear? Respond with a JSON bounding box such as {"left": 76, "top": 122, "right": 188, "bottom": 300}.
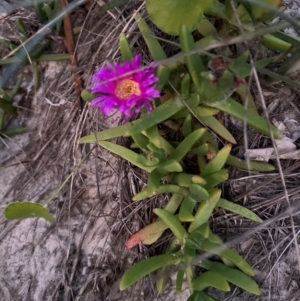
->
{"left": 1, "top": 1, "right": 300, "bottom": 301}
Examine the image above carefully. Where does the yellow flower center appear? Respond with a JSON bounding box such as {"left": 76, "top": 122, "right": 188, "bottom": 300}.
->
{"left": 115, "top": 79, "right": 141, "bottom": 100}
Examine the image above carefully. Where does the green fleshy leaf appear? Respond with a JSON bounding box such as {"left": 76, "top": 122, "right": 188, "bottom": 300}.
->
{"left": 201, "top": 260, "right": 260, "bottom": 295}
{"left": 176, "top": 269, "right": 185, "bottom": 294}
{"left": 193, "top": 271, "right": 230, "bottom": 291}
{"left": 0, "top": 38, "right": 16, "bottom": 50}
{"left": 236, "top": 83, "right": 258, "bottom": 114}
{"left": 154, "top": 208, "right": 188, "bottom": 242}
{"left": 193, "top": 143, "right": 209, "bottom": 156}
{"left": 133, "top": 184, "right": 189, "bottom": 201}
{"left": 173, "top": 173, "right": 206, "bottom": 187}
{"left": 186, "top": 231, "right": 203, "bottom": 250}
{"left": 188, "top": 188, "right": 221, "bottom": 233}
{"left": 181, "top": 73, "right": 191, "bottom": 97}
{"left": 156, "top": 238, "right": 181, "bottom": 293}
{"left": 196, "top": 222, "right": 210, "bottom": 239}
{"left": 135, "top": 13, "right": 167, "bottom": 60}
{"left": 168, "top": 128, "right": 206, "bottom": 162}
{"left": 197, "top": 18, "right": 217, "bottom": 37}
{"left": 201, "top": 240, "right": 255, "bottom": 276}
{"left": 5, "top": 201, "right": 55, "bottom": 221}
{"left": 186, "top": 223, "right": 210, "bottom": 250}
{"left": 179, "top": 24, "right": 204, "bottom": 90}
{"left": 208, "top": 230, "right": 223, "bottom": 244}
{"left": 203, "top": 169, "right": 228, "bottom": 192}
{"left": 246, "top": 0, "right": 281, "bottom": 22}
{"left": 157, "top": 159, "right": 183, "bottom": 173}
{"left": 126, "top": 218, "right": 170, "bottom": 249}
{"left": 144, "top": 194, "right": 184, "bottom": 245}
{"left": 16, "top": 18, "right": 27, "bottom": 38}
{"left": 156, "top": 65, "right": 171, "bottom": 91}
{"left": 217, "top": 198, "right": 263, "bottom": 223}
{"left": 188, "top": 291, "right": 220, "bottom": 301}
{"left": 81, "top": 89, "right": 96, "bottom": 102}
{"left": 164, "top": 193, "right": 185, "bottom": 214}
{"left": 120, "top": 253, "right": 181, "bottom": 290}
{"left": 9, "top": 74, "right": 23, "bottom": 100}
{"left": 100, "top": 0, "right": 131, "bottom": 13}
{"left": 97, "top": 141, "right": 154, "bottom": 172}
{"left": 1, "top": 127, "right": 27, "bottom": 137}
{"left": 212, "top": 98, "right": 279, "bottom": 138}
{"left": 129, "top": 94, "right": 199, "bottom": 135}
{"left": 0, "top": 89, "right": 10, "bottom": 102}
{"left": 229, "top": 51, "right": 250, "bottom": 78}
{"left": 277, "top": 50, "right": 300, "bottom": 75}
{"left": 179, "top": 196, "right": 196, "bottom": 222}
{"left": 147, "top": 169, "right": 164, "bottom": 195}
{"left": 131, "top": 133, "right": 149, "bottom": 150}
{"left": 146, "top": 0, "right": 215, "bottom": 35}
{"left": 189, "top": 184, "right": 209, "bottom": 201}
{"left": 0, "top": 98, "right": 17, "bottom": 114}
{"left": 53, "top": 0, "right": 62, "bottom": 32}
{"left": 229, "top": 55, "right": 273, "bottom": 78}
{"left": 120, "top": 33, "right": 133, "bottom": 61}
{"left": 261, "top": 34, "right": 293, "bottom": 52}
{"left": 182, "top": 114, "right": 192, "bottom": 137}
{"left": 33, "top": 1, "right": 47, "bottom": 22}
{"left": 271, "top": 31, "right": 300, "bottom": 49}
{"left": 79, "top": 122, "right": 134, "bottom": 143}
{"left": 201, "top": 144, "right": 232, "bottom": 178}
{"left": 226, "top": 154, "right": 275, "bottom": 172}
{"left": 43, "top": 4, "right": 54, "bottom": 20}
{"left": 197, "top": 115, "right": 236, "bottom": 144}
{"left": 143, "top": 125, "right": 161, "bottom": 148}
{"left": 192, "top": 106, "right": 219, "bottom": 117}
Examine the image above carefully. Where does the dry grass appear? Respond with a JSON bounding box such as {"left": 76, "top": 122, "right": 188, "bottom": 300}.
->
{"left": 1, "top": 1, "right": 300, "bottom": 301}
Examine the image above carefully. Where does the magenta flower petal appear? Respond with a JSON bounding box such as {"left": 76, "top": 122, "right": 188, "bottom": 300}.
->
{"left": 90, "top": 55, "right": 160, "bottom": 119}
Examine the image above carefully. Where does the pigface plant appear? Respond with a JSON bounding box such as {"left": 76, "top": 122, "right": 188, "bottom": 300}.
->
{"left": 78, "top": 11, "right": 284, "bottom": 299}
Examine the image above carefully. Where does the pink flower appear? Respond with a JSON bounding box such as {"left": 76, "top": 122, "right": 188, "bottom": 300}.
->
{"left": 90, "top": 55, "right": 160, "bottom": 119}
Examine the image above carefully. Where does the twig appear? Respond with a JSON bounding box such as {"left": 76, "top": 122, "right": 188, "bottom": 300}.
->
{"left": 60, "top": 0, "right": 83, "bottom": 111}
